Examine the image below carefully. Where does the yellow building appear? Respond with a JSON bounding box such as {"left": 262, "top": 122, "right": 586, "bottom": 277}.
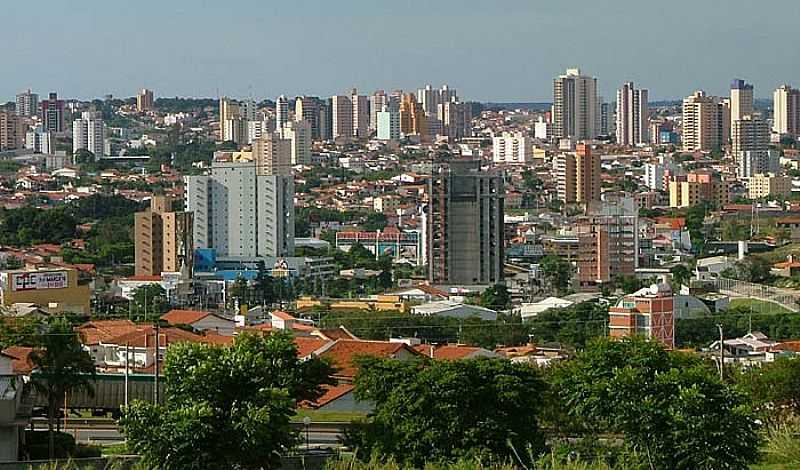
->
{"left": 669, "top": 172, "right": 731, "bottom": 208}
{"left": 295, "top": 295, "right": 408, "bottom": 313}
{"left": 0, "top": 268, "right": 90, "bottom": 314}
{"left": 134, "top": 196, "right": 193, "bottom": 276}
{"left": 747, "top": 174, "right": 792, "bottom": 199}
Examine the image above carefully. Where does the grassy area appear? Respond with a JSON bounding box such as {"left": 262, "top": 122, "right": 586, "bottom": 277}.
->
{"left": 760, "top": 243, "right": 800, "bottom": 264}
{"left": 729, "top": 298, "right": 794, "bottom": 315}
{"left": 101, "top": 443, "right": 130, "bottom": 456}
{"left": 293, "top": 409, "right": 366, "bottom": 423}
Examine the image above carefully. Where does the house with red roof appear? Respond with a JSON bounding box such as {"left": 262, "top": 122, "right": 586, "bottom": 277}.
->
{"left": 161, "top": 309, "right": 236, "bottom": 335}
{"left": 93, "top": 325, "right": 209, "bottom": 373}
{"left": 313, "top": 339, "right": 422, "bottom": 381}
{"left": 411, "top": 344, "right": 499, "bottom": 360}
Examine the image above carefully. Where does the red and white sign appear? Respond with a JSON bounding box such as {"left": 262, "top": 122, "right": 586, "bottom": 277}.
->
{"left": 12, "top": 271, "right": 68, "bottom": 291}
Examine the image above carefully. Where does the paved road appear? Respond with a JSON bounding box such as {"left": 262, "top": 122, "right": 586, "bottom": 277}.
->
{"left": 32, "top": 418, "right": 346, "bottom": 447}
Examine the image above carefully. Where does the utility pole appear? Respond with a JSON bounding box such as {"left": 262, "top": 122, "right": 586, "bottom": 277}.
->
{"left": 124, "top": 343, "right": 130, "bottom": 407}
{"left": 717, "top": 323, "right": 724, "bottom": 381}
{"left": 154, "top": 323, "right": 160, "bottom": 404}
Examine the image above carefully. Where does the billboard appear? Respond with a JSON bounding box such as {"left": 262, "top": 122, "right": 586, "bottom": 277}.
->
{"left": 11, "top": 271, "right": 68, "bottom": 291}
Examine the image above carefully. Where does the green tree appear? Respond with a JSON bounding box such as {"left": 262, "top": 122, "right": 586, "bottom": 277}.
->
{"left": 72, "top": 149, "right": 95, "bottom": 164}
{"left": 131, "top": 284, "right": 169, "bottom": 319}
{"left": 728, "top": 256, "right": 773, "bottom": 283}
{"left": 479, "top": 284, "right": 511, "bottom": 311}
{"left": 540, "top": 255, "right": 573, "bottom": 295}
{"left": 670, "top": 264, "right": 691, "bottom": 288}
{"left": 348, "top": 357, "right": 547, "bottom": 467}
{"left": 121, "top": 332, "right": 335, "bottom": 470}
{"left": 30, "top": 318, "right": 96, "bottom": 459}
{"left": 734, "top": 356, "right": 800, "bottom": 419}
{"left": 551, "top": 337, "right": 760, "bottom": 469}
{"left": 528, "top": 301, "right": 608, "bottom": 348}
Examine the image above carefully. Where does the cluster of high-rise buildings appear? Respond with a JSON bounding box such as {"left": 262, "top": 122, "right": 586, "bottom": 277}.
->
{"left": 218, "top": 85, "right": 471, "bottom": 149}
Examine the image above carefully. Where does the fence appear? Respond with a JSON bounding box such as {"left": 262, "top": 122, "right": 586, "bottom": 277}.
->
{"left": 709, "top": 278, "right": 800, "bottom": 313}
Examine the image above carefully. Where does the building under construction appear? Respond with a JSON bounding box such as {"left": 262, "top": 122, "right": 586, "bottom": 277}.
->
{"left": 425, "top": 160, "right": 504, "bottom": 286}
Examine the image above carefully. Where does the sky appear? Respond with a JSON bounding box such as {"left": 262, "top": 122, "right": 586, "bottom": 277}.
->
{"left": 4, "top": 0, "right": 800, "bottom": 103}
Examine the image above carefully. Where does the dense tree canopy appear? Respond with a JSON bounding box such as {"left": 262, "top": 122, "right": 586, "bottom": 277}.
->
{"left": 550, "top": 337, "right": 760, "bottom": 470}
{"left": 121, "top": 333, "right": 335, "bottom": 470}
{"left": 349, "top": 357, "right": 547, "bottom": 467}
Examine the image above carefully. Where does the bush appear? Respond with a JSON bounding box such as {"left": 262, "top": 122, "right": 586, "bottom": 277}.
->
{"left": 25, "top": 430, "right": 76, "bottom": 459}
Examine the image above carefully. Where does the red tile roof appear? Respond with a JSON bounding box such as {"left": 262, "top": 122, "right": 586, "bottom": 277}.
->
{"left": 294, "top": 337, "right": 330, "bottom": 357}
{"left": 774, "top": 341, "right": 800, "bottom": 352}
{"left": 271, "top": 310, "right": 296, "bottom": 321}
{"left": 2, "top": 346, "right": 35, "bottom": 374}
{"left": 307, "top": 384, "right": 355, "bottom": 408}
{"left": 161, "top": 309, "right": 213, "bottom": 325}
{"left": 105, "top": 326, "right": 206, "bottom": 348}
{"left": 412, "top": 344, "right": 483, "bottom": 360}
{"left": 319, "top": 340, "right": 421, "bottom": 378}
{"left": 77, "top": 320, "right": 138, "bottom": 345}
{"left": 124, "top": 275, "right": 162, "bottom": 282}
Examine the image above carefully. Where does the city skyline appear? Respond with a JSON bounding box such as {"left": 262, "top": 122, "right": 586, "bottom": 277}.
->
{"left": 4, "top": 0, "right": 800, "bottom": 102}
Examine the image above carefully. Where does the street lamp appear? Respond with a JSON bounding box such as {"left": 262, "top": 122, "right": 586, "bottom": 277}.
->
{"left": 303, "top": 416, "right": 311, "bottom": 451}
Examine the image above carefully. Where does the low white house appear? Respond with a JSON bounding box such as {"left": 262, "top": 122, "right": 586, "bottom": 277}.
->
{"left": 411, "top": 300, "right": 497, "bottom": 321}
{"left": 519, "top": 297, "right": 574, "bottom": 321}
{"left": 0, "top": 353, "right": 29, "bottom": 462}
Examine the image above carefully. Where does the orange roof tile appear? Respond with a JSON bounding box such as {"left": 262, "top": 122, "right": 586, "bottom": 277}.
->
{"left": 161, "top": 309, "right": 213, "bottom": 325}
{"left": 77, "top": 320, "right": 138, "bottom": 345}
{"left": 294, "top": 337, "right": 330, "bottom": 357}
{"left": 412, "top": 344, "right": 483, "bottom": 360}
{"left": 105, "top": 326, "right": 206, "bottom": 348}
{"left": 306, "top": 384, "right": 355, "bottom": 408}
{"left": 319, "top": 340, "right": 421, "bottom": 378}
{"left": 2, "top": 346, "right": 36, "bottom": 374}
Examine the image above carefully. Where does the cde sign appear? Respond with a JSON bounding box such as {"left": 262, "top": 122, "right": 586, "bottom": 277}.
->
{"left": 12, "top": 271, "right": 68, "bottom": 291}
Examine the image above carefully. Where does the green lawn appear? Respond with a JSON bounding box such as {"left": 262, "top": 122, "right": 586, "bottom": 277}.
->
{"left": 293, "top": 409, "right": 366, "bottom": 423}
{"left": 729, "top": 298, "right": 794, "bottom": 315}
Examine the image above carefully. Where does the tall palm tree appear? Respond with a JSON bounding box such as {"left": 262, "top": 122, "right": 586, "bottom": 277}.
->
{"left": 30, "top": 318, "right": 96, "bottom": 459}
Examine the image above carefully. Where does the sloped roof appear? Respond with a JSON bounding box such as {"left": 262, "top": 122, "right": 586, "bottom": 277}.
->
{"left": 2, "top": 346, "right": 35, "bottom": 374}
{"left": 308, "top": 384, "right": 356, "bottom": 408}
{"left": 294, "top": 337, "right": 331, "bottom": 357}
{"left": 318, "top": 340, "right": 421, "bottom": 378}
{"left": 77, "top": 320, "right": 138, "bottom": 346}
{"left": 412, "top": 344, "right": 490, "bottom": 360}
{"left": 161, "top": 309, "right": 219, "bottom": 326}
{"left": 104, "top": 326, "right": 206, "bottom": 348}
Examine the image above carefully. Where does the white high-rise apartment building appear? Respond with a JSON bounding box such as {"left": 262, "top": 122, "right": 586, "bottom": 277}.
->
{"left": 553, "top": 68, "right": 598, "bottom": 140}
{"left": 351, "top": 90, "right": 369, "bottom": 139}
{"left": 331, "top": 95, "right": 353, "bottom": 141}
{"left": 682, "top": 91, "right": 723, "bottom": 152}
{"left": 616, "top": 82, "right": 649, "bottom": 145}
{"left": 275, "top": 95, "right": 290, "bottom": 131}
{"left": 280, "top": 120, "right": 312, "bottom": 165}
{"left": 733, "top": 115, "right": 773, "bottom": 178}
{"left": 492, "top": 132, "right": 532, "bottom": 164}
{"left": 185, "top": 133, "right": 294, "bottom": 258}
{"left": 377, "top": 108, "right": 400, "bottom": 141}
{"left": 369, "top": 91, "right": 387, "bottom": 132}
{"left": 16, "top": 90, "right": 39, "bottom": 117}
{"left": 730, "top": 79, "right": 754, "bottom": 123}
{"left": 72, "top": 111, "right": 105, "bottom": 158}
{"left": 774, "top": 85, "right": 800, "bottom": 137}
{"left": 25, "top": 127, "right": 53, "bottom": 154}
{"left": 247, "top": 119, "right": 275, "bottom": 144}
{"left": 239, "top": 100, "right": 257, "bottom": 121}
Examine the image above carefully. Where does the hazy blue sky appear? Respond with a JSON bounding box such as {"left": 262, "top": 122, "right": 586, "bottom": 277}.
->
{"left": 4, "top": 0, "right": 799, "bottom": 102}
